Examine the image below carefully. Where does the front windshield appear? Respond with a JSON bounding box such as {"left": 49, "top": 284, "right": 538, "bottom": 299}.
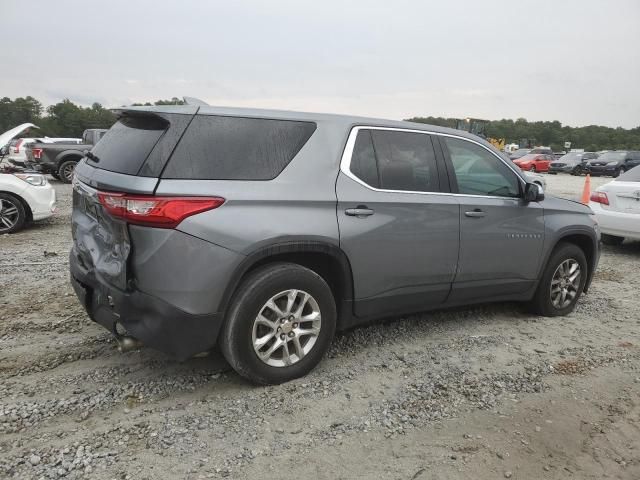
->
{"left": 518, "top": 154, "right": 538, "bottom": 160}
{"left": 597, "top": 152, "right": 626, "bottom": 162}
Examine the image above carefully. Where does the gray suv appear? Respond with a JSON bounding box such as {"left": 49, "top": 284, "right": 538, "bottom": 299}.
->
{"left": 70, "top": 106, "right": 600, "bottom": 384}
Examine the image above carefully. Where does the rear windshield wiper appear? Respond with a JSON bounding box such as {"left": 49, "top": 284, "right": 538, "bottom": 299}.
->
{"left": 84, "top": 150, "right": 100, "bottom": 163}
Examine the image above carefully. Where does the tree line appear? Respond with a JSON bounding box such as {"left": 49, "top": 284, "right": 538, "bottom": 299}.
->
{"left": 406, "top": 116, "right": 640, "bottom": 152}
{"left": 0, "top": 96, "right": 184, "bottom": 139}
{"left": 1, "top": 97, "right": 638, "bottom": 151}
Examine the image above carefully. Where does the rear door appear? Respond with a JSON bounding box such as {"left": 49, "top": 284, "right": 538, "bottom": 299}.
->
{"left": 439, "top": 135, "right": 545, "bottom": 302}
{"left": 336, "top": 127, "right": 459, "bottom": 318}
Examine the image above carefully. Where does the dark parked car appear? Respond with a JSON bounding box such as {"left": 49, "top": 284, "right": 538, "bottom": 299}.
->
{"left": 25, "top": 129, "right": 108, "bottom": 183}
{"left": 587, "top": 151, "right": 640, "bottom": 177}
{"left": 70, "top": 106, "right": 600, "bottom": 384}
{"left": 549, "top": 152, "right": 599, "bottom": 175}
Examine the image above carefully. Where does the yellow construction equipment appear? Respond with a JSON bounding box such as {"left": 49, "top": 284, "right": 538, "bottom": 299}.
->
{"left": 454, "top": 118, "right": 505, "bottom": 151}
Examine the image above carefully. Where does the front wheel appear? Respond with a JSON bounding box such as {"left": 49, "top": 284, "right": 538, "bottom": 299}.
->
{"left": 58, "top": 160, "right": 78, "bottom": 183}
{"left": 219, "top": 263, "right": 337, "bottom": 385}
{"left": 530, "top": 165, "right": 537, "bottom": 172}
{"left": 0, "top": 193, "right": 27, "bottom": 234}
{"left": 530, "top": 243, "right": 587, "bottom": 316}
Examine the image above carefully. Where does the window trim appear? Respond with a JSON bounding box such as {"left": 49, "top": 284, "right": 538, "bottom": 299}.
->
{"left": 340, "top": 126, "right": 526, "bottom": 199}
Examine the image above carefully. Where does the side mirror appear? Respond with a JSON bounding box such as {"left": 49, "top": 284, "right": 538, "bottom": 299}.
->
{"left": 524, "top": 182, "right": 544, "bottom": 202}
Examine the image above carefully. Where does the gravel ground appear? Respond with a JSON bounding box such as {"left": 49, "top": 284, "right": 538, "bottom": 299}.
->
{"left": 1, "top": 173, "right": 639, "bottom": 479}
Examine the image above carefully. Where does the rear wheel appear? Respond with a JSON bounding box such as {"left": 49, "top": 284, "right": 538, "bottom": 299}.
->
{"left": 530, "top": 243, "right": 587, "bottom": 316}
{"left": 58, "top": 160, "right": 78, "bottom": 183}
{"left": 0, "top": 193, "right": 27, "bottom": 234}
{"left": 530, "top": 164, "right": 537, "bottom": 172}
{"left": 219, "top": 263, "right": 337, "bottom": 385}
{"left": 601, "top": 234, "right": 624, "bottom": 246}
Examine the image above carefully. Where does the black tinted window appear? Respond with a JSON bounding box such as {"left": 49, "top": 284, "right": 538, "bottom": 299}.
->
{"left": 89, "top": 116, "right": 167, "bottom": 175}
{"left": 350, "top": 130, "right": 379, "bottom": 187}
{"left": 163, "top": 116, "right": 316, "bottom": 180}
{"left": 444, "top": 137, "right": 520, "bottom": 198}
{"left": 370, "top": 130, "right": 439, "bottom": 192}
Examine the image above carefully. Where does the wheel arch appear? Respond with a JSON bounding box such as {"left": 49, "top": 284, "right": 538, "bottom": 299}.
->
{"left": 0, "top": 190, "right": 32, "bottom": 222}
{"left": 55, "top": 151, "right": 83, "bottom": 168}
{"left": 219, "top": 241, "right": 355, "bottom": 330}
{"left": 547, "top": 230, "right": 598, "bottom": 293}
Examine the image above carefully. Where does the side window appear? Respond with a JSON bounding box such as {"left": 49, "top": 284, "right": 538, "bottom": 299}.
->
{"left": 443, "top": 137, "right": 521, "bottom": 198}
{"left": 350, "top": 130, "right": 380, "bottom": 188}
{"left": 163, "top": 116, "right": 316, "bottom": 180}
{"left": 370, "top": 130, "right": 439, "bottom": 192}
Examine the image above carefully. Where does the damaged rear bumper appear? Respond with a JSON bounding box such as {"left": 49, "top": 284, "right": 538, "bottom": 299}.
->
{"left": 70, "top": 248, "right": 223, "bottom": 360}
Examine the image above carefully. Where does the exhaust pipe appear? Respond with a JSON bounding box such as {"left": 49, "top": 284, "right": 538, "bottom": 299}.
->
{"left": 117, "top": 336, "right": 143, "bottom": 353}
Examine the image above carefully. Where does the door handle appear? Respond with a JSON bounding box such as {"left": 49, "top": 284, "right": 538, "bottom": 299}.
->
{"left": 464, "top": 209, "right": 486, "bottom": 218}
{"left": 345, "top": 206, "right": 374, "bottom": 217}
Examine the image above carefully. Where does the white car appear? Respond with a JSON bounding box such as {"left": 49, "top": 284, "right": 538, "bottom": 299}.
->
{"left": 0, "top": 170, "right": 56, "bottom": 233}
{"left": 523, "top": 171, "right": 546, "bottom": 190}
{"left": 589, "top": 166, "right": 640, "bottom": 245}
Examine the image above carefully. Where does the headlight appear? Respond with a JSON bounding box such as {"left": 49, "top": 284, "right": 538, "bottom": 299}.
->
{"left": 14, "top": 173, "right": 48, "bottom": 186}
{"left": 606, "top": 161, "right": 619, "bottom": 166}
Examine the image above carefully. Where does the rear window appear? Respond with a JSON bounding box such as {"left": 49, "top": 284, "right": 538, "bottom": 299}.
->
{"left": 87, "top": 116, "right": 167, "bottom": 175}
{"left": 162, "top": 115, "right": 316, "bottom": 180}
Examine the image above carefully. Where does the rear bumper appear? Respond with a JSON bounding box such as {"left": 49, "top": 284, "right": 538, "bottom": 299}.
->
{"left": 587, "top": 165, "right": 617, "bottom": 176}
{"left": 70, "top": 248, "right": 224, "bottom": 360}
{"left": 590, "top": 202, "right": 640, "bottom": 240}
{"left": 548, "top": 165, "right": 573, "bottom": 173}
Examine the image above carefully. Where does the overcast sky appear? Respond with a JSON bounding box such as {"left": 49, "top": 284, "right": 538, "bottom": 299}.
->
{"left": 1, "top": 0, "right": 639, "bottom": 128}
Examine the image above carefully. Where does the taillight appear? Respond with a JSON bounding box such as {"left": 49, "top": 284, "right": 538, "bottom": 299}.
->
{"left": 14, "top": 139, "right": 23, "bottom": 153}
{"left": 97, "top": 192, "right": 225, "bottom": 228}
{"left": 32, "top": 148, "right": 43, "bottom": 159}
{"left": 589, "top": 191, "right": 609, "bottom": 205}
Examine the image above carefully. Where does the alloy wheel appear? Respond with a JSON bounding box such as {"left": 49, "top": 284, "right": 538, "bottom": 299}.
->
{"left": 550, "top": 259, "right": 581, "bottom": 309}
{"left": 252, "top": 289, "right": 322, "bottom": 367}
{"left": 61, "top": 163, "right": 76, "bottom": 182}
{"left": 0, "top": 198, "right": 20, "bottom": 232}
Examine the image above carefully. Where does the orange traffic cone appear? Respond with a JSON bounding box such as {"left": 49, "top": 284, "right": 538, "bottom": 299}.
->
{"left": 581, "top": 174, "right": 591, "bottom": 204}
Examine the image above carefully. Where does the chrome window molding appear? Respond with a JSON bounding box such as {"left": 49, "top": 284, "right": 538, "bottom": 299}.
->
{"left": 339, "top": 125, "right": 526, "bottom": 201}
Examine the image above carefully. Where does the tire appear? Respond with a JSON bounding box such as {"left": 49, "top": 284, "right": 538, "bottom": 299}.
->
{"left": 0, "top": 193, "right": 27, "bottom": 234}
{"left": 58, "top": 160, "right": 78, "bottom": 183}
{"left": 601, "top": 234, "right": 624, "bottom": 246}
{"left": 530, "top": 242, "right": 588, "bottom": 317}
{"left": 219, "top": 262, "right": 337, "bottom": 385}
{"left": 530, "top": 165, "right": 537, "bottom": 172}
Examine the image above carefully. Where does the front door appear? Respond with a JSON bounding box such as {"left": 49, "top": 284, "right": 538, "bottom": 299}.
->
{"left": 439, "top": 135, "right": 545, "bottom": 302}
{"left": 336, "top": 127, "right": 460, "bottom": 318}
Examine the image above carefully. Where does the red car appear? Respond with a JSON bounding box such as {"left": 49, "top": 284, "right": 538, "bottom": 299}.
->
{"left": 513, "top": 153, "right": 554, "bottom": 172}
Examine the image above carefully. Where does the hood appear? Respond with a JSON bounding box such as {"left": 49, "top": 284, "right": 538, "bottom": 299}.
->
{"left": 543, "top": 194, "right": 592, "bottom": 215}
{"left": 0, "top": 123, "right": 39, "bottom": 148}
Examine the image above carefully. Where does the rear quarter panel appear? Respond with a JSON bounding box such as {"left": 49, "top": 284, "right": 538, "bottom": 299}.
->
{"left": 156, "top": 119, "right": 347, "bottom": 254}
